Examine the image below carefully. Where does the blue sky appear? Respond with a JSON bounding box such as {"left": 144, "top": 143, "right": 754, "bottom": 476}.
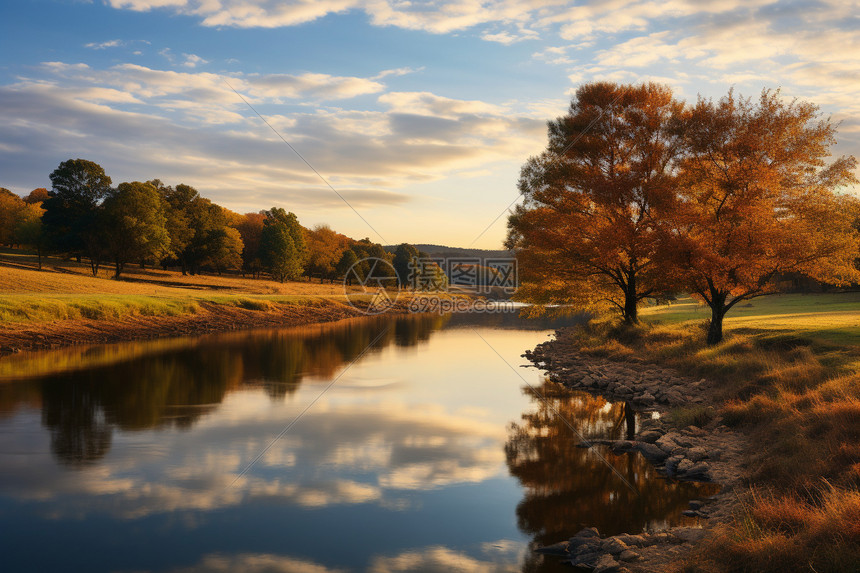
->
{"left": 2, "top": 0, "right": 858, "bottom": 248}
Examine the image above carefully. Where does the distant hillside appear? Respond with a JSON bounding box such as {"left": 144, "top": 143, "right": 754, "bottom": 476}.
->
{"left": 385, "top": 244, "right": 513, "bottom": 260}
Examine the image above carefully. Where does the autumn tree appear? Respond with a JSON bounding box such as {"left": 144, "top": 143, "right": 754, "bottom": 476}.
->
{"left": 305, "top": 224, "right": 351, "bottom": 282}
{"left": 154, "top": 183, "right": 240, "bottom": 275}
{"left": 14, "top": 203, "right": 45, "bottom": 269}
{"left": 336, "top": 249, "right": 362, "bottom": 284}
{"left": 393, "top": 243, "right": 420, "bottom": 287}
{"left": 24, "top": 188, "right": 49, "bottom": 205}
{"left": 366, "top": 243, "right": 396, "bottom": 279}
{"left": 235, "top": 212, "right": 266, "bottom": 277}
{"left": 260, "top": 221, "right": 301, "bottom": 282}
{"left": 205, "top": 226, "right": 244, "bottom": 274}
{"left": 149, "top": 180, "right": 193, "bottom": 271}
{"left": 414, "top": 253, "right": 449, "bottom": 292}
{"left": 101, "top": 182, "right": 170, "bottom": 278}
{"left": 507, "top": 82, "right": 683, "bottom": 323}
{"left": 263, "top": 208, "right": 307, "bottom": 270}
{"left": 42, "top": 159, "right": 113, "bottom": 274}
{"left": 664, "top": 90, "right": 860, "bottom": 344}
{"left": 0, "top": 188, "right": 25, "bottom": 246}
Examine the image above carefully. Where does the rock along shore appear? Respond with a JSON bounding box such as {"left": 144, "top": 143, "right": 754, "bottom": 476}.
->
{"left": 524, "top": 328, "right": 748, "bottom": 572}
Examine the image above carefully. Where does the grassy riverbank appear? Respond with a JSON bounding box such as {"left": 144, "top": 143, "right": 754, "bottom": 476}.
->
{"left": 571, "top": 293, "right": 860, "bottom": 572}
{"left": 0, "top": 249, "right": 393, "bottom": 350}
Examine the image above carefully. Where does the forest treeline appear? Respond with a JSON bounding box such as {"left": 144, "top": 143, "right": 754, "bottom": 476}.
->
{"left": 0, "top": 159, "right": 444, "bottom": 287}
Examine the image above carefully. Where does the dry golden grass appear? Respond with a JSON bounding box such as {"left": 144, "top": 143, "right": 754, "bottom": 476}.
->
{"left": 0, "top": 252, "right": 349, "bottom": 296}
{"left": 0, "top": 249, "right": 378, "bottom": 327}
{"left": 683, "top": 487, "right": 860, "bottom": 573}
{"left": 573, "top": 304, "right": 860, "bottom": 573}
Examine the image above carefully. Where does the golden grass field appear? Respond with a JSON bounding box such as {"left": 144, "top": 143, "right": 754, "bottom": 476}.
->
{"left": 0, "top": 248, "right": 351, "bottom": 295}
{"left": 0, "top": 247, "right": 406, "bottom": 353}
{"left": 0, "top": 248, "right": 367, "bottom": 325}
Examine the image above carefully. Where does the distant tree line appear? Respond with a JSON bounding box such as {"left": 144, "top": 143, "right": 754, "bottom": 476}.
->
{"left": 0, "top": 159, "right": 442, "bottom": 287}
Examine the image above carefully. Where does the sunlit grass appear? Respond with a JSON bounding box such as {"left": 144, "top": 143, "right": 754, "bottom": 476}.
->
{"left": 684, "top": 487, "right": 860, "bottom": 573}
{"left": 0, "top": 294, "right": 201, "bottom": 323}
{"left": 641, "top": 292, "right": 860, "bottom": 345}
{"left": 578, "top": 293, "right": 860, "bottom": 572}
{"left": 0, "top": 251, "right": 393, "bottom": 326}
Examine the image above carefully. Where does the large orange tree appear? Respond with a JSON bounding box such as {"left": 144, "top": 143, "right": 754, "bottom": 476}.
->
{"left": 663, "top": 90, "right": 860, "bottom": 344}
{"left": 507, "top": 82, "right": 683, "bottom": 323}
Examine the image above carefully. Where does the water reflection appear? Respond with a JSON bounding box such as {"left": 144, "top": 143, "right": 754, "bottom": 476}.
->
{"left": 0, "top": 311, "right": 713, "bottom": 573}
{"left": 505, "top": 379, "right": 719, "bottom": 550}
{"left": 0, "top": 315, "right": 450, "bottom": 466}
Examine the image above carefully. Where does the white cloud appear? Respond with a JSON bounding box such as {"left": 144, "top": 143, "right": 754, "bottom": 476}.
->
{"left": 248, "top": 72, "right": 384, "bottom": 100}
{"left": 1, "top": 58, "right": 549, "bottom": 216}
{"left": 0, "top": 395, "right": 512, "bottom": 520}
{"left": 532, "top": 45, "right": 574, "bottom": 66}
{"left": 103, "top": 0, "right": 541, "bottom": 36}
{"left": 369, "top": 545, "right": 522, "bottom": 573}
{"left": 182, "top": 53, "right": 209, "bottom": 68}
{"left": 85, "top": 39, "right": 124, "bottom": 49}
{"left": 170, "top": 553, "right": 346, "bottom": 573}
{"left": 378, "top": 91, "right": 507, "bottom": 118}
{"left": 372, "top": 67, "right": 424, "bottom": 80}
{"left": 480, "top": 30, "right": 537, "bottom": 45}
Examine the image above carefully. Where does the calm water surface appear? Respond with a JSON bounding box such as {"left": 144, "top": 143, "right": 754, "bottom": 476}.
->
{"left": 0, "top": 313, "right": 715, "bottom": 572}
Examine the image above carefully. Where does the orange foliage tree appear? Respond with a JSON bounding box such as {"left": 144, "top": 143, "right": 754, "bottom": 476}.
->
{"left": 235, "top": 212, "right": 266, "bottom": 277}
{"left": 662, "top": 90, "right": 860, "bottom": 344}
{"left": 0, "top": 188, "right": 26, "bottom": 246}
{"left": 507, "top": 82, "right": 684, "bottom": 323}
{"left": 305, "top": 224, "right": 353, "bottom": 282}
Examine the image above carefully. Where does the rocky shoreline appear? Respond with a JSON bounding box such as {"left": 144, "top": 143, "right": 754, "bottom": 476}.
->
{"left": 524, "top": 328, "right": 748, "bottom": 572}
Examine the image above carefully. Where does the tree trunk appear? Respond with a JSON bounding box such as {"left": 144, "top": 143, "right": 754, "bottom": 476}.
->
{"left": 36, "top": 246, "right": 42, "bottom": 271}
{"left": 706, "top": 292, "right": 727, "bottom": 345}
{"left": 623, "top": 402, "right": 635, "bottom": 440}
{"left": 622, "top": 270, "right": 638, "bottom": 324}
{"left": 114, "top": 259, "right": 123, "bottom": 279}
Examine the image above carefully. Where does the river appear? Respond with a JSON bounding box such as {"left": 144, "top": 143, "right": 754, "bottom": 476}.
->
{"left": 0, "top": 312, "right": 714, "bottom": 572}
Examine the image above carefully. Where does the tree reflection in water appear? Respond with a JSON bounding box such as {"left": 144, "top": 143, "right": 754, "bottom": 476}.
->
{"left": 505, "top": 378, "right": 719, "bottom": 560}
{"left": 0, "top": 314, "right": 450, "bottom": 466}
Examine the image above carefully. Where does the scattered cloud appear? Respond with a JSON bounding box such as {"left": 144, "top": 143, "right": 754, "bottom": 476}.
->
{"left": 480, "top": 29, "right": 537, "bottom": 45}
{"left": 84, "top": 39, "right": 151, "bottom": 50}
{"left": 182, "top": 53, "right": 208, "bottom": 68}
{"left": 0, "top": 394, "right": 510, "bottom": 520}
{"left": 532, "top": 46, "right": 574, "bottom": 66}
{"left": 169, "top": 553, "right": 346, "bottom": 573}
{"left": 248, "top": 72, "right": 384, "bottom": 100}
{"left": 0, "top": 60, "right": 545, "bottom": 215}
{"left": 372, "top": 67, "right": 423, "bottom": 80}
{"left": 85, "top": 39, "right": 124, "bottom": 49}
{"left": 368, "top": 545, "right": 522, "bottom": 573}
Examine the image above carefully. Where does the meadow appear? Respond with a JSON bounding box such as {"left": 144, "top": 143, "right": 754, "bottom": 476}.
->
{"left": 0, "top": 247, "right": 375, "bottom": 348}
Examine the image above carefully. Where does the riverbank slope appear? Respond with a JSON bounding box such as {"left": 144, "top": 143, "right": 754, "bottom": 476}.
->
{"left": 0, "top": 253, "right": 394, "bottom": 351}
{"left": 530, "top": 293, "right": 860, "bottom": 572}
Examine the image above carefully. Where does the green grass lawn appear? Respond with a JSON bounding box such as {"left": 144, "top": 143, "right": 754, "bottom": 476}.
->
{"left": 641, "top": 292, "right": 860, "bottom": 346}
